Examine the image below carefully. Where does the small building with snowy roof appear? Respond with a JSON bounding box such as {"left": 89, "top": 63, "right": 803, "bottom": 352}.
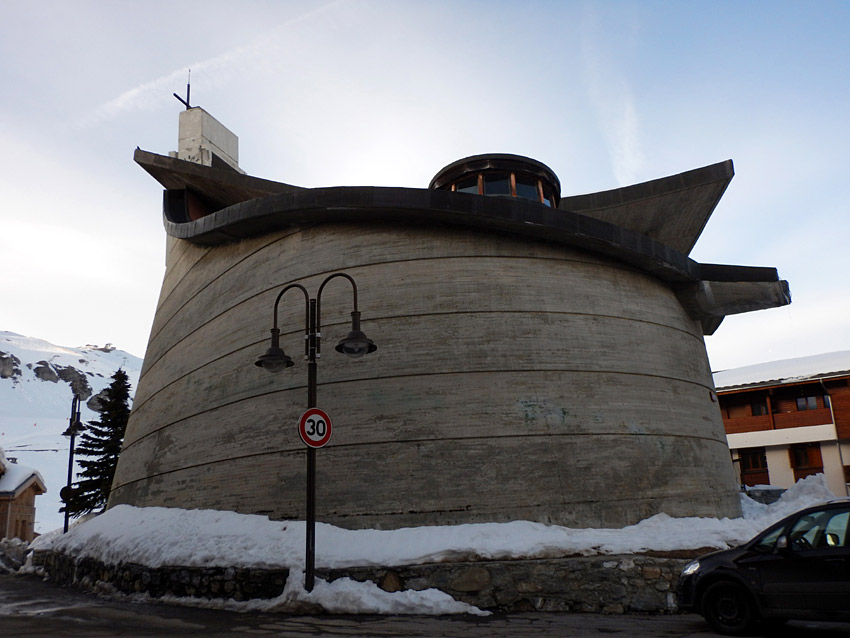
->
{"left": 0, "top": 447, "right": 46, "bottom": 542}
{"left": 714, "top": 351, "right": 850, "bottom": 497}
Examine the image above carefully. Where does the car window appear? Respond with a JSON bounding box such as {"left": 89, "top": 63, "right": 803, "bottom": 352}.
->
{"left": 754, "top": 524, "right": 785, "bottom": 552}
{"left": 788, "top": 508, "right": 850, "bottom": 550}
{"left": 824, "top": 511, "right": 849, "bottom": 547}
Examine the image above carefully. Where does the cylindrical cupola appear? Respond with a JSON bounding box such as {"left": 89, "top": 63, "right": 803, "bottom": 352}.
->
{"left": 429, "top": 153, "right": 561, "bottom": 208}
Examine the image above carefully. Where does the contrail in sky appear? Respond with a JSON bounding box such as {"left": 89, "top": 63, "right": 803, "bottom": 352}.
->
{"left": 579, "top": 6, "right": 644, "bottom": 186}
{"left": 75, "top": 0, "right": 344, "bottom": 129}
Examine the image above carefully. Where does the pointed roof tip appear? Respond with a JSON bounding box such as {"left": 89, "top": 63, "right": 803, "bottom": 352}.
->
{"left": 559, "top": 160, "right": 736, "bottom": 255}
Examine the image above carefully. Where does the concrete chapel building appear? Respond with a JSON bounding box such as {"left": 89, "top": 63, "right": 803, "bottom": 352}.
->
{"left": 108, "top": 108, "right": 791, "bottom": 528}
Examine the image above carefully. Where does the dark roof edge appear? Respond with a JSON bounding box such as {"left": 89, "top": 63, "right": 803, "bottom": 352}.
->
{"left": 134, "top": 149, "right": 302, "bottom": 204}
{"left": 696, "top": 263, "right": 781, "bottom": 283}
{"left": 162, "top": 184, "right": 777, "bottom": 290}
{"left": 135, "top": 151, "right": 790, "bottom": 331}
{"left": 716, "top": 370, "right": 850, "bottom": 393}
{"left": 559, "top": 160, "right": 734, "bottom": 212}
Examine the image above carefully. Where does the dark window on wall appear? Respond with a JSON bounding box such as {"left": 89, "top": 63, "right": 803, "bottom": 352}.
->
{"left": 483, "top": 173, "right": 511, "bottom": 196}
{"left": 751, "top": 400, "right": 769, "bottom": 416}
{"left": 739, "top": 447, "right": 770, "bottom": 486}
{"left": 514, "top": 175, "right": 539, "bottom": 201}
{"left": 449, "top": 171, "right": 555, "bottom": 205}
{"left": 541, "top": 184, "right": 554, "bottom": 207}
{"left": 725, "top": 401, "right": 748, "bottom": 419}
{"left": 790, "top": 442, "right": 824, "bottom": 482}
{"left": 455, "top": 176, "right": 479, "bottom": 194}
{"left": 796, "top": 396, "right": 819, "bottom": 411}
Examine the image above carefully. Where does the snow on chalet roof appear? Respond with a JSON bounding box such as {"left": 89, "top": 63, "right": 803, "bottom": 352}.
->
{"left": 713, "top": 350, "right": 850, "bottom": 391}
{"left": 0, "top": 447, "right": 46, "bottom": 497}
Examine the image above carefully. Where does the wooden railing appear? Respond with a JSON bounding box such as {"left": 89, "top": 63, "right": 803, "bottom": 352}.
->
{"left": 773, "top": 408, "right": 833, "bottom": 430}
{"left": 723, "top": 414, "right": 773, "bottom": 434}
{"left": 722, "top": 408, "right": 833, "bottom": 435}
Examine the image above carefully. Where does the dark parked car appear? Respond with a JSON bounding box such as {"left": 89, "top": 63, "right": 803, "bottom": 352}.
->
{"left": 677, "top": 499, "right": 850, "bottom": 635}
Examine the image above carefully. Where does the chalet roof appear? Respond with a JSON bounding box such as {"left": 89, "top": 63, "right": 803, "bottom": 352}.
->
{"left": 713, "top": 350, "right": 850, "bottom": 392}
{"left": 0, "top": 448, "right": 46, "bottom": 499}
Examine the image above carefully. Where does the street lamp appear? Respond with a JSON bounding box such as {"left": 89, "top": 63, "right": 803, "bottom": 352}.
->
{"left": 255, "top": 272, "right": 377, "bottom": 591}
{"left": 61, "top": 394, "right": 85, "bottom": 533}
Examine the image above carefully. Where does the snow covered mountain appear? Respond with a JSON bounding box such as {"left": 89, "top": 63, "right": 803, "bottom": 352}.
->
{"left": 0, "top": 331, "right": 142, "bottom": 534}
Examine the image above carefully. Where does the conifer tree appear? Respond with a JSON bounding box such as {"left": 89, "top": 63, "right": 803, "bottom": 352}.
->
{"left": 66, "top": 368, "right": 131, "bottom": 517}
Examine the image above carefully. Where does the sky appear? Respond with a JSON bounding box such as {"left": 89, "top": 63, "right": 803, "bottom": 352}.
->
{"left": 1, "top": 0, "right": 848, "bottom": 371}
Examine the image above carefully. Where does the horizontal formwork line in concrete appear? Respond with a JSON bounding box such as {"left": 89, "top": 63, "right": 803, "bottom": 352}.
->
{"left": 131, "top": 307, "right": 707, "bottom": 418}
{"left": 143, "top": 248, "right": 642, "bottom": 377}
{"left": 155, "top": 234, "right": 611, "bottom": 340}
{"left": 327, "top": 489, "right": 735, "bottom": 522}
{"left": 145, "top": 303, "right": 698, "bottom": 390}
{"left": 111, "top": 430, "right": 729, "bottom": 494}
{"left": 150, "top": 229, "right": 296, "bottom": 345}
{"left": 149, "top": 220, "right": 617, "bottom": 347}
{"left": 121, "top": 365, "right": 717, "bottom": 451}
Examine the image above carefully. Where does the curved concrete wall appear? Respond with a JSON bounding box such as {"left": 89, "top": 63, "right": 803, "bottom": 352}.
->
{"left": 109, "top": 222, "right": 741, "bottom": 528}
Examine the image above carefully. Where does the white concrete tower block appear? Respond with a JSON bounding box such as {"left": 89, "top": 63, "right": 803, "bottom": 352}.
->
{"left": 176, "top": 107, "right": 244, "bottom": 173}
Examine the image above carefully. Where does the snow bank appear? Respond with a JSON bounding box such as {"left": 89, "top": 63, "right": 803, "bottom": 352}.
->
{"left": 29, "top": 474, "right": 839, "bottom": 616}
{"left": 265, "top": 570, "right": 489, "bottom": 615}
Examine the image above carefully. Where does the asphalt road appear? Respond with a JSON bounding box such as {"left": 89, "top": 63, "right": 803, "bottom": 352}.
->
{"left": 2, "top": 573, "right": 850, "bottom": 637}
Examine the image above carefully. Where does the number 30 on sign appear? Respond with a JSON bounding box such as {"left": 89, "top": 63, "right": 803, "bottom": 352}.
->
{"left": 298, "top": 408, "right": 332, "bottom": 448}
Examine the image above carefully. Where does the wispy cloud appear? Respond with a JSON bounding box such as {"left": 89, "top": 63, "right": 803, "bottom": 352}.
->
{"left": 75, "top": 1, "right": 343, "bottom": 129}
{"left": 578, "top": 7, "right": 644, "bottom": 186}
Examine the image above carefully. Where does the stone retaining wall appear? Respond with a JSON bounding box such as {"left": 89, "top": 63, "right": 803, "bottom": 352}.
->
{"left": 32, "top": 550, "right": 694, "bottom": 613}
{"left": 323, "top": 554, "right": 691, "bottom": 613}
{"left": 32, "top": 551, "right": 289, "bottom": 601}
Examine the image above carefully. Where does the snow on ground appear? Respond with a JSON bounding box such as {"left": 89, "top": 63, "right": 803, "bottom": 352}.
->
{"left": 27, "top": 474, "right": 840, "bottom": 616}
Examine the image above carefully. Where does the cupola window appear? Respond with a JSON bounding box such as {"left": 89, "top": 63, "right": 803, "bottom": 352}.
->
{"left": 430, "top": 154, "right": 560, "bottom": 208}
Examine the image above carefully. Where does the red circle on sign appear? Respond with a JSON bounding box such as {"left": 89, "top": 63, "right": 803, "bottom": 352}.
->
{"left": 299, "top": 408, "right": 333, "bottom": 448}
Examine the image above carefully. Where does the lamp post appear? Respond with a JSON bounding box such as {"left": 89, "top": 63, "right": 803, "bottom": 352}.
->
{"left": 255, "top": 272, "right": 377, "bottom": 591}
{"left": 61, "top": 394, "right": 85, "bottom": 533}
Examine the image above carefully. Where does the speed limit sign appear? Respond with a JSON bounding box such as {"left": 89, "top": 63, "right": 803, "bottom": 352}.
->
{"left": 299, "top": 408, "right": 332, "bottom": 448}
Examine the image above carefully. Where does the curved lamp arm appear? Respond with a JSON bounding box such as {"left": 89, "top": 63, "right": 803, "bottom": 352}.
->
{"left": 317, "top": 273, "right": 377, "bottom": 359}
{"left": 255, "top": 284, "right": 310, "bottom": 372}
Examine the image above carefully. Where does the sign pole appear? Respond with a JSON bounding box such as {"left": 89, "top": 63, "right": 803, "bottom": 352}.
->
{"left": 256, "top": 273, "right": 375, "bottom": 594}
{"left": 305, "top": 298, "right": 318, "bottom": 592}
{"left": 305, "top": 447, "right": 316, "bottom": 591}
{"left": 63, "top": 395, "right": 79, "bottom": 534}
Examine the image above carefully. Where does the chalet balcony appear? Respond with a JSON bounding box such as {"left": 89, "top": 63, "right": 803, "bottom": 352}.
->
{"left": 722, "top": 408, "right": 833, "bottom": 435}
{"left": 724, "top": 414, "right": 773, "bottom": 435}
{"left": 773, "top": 408, "right": 833, "bottom": 429}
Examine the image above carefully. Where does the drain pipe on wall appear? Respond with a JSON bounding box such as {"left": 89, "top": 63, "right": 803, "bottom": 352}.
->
{"left": 820, "top": 378, "right": 849, "bottom": 496}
